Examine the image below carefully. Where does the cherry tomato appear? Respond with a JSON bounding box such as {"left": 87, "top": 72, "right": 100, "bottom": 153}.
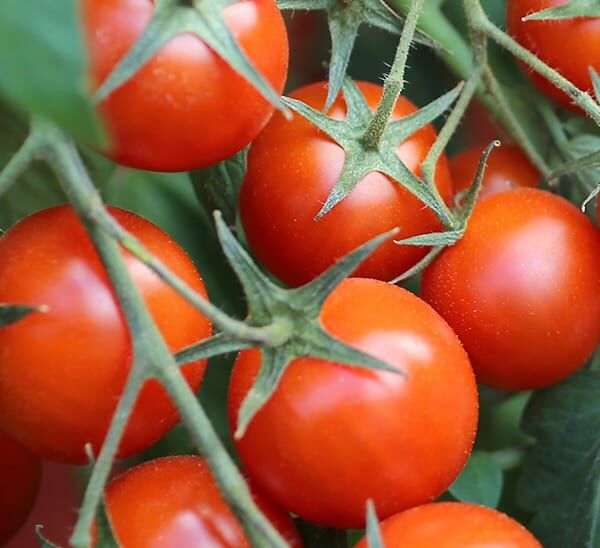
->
{"left": 82, "top": 0, "right": 289, "bottom": 172}
{"left": 0, "top": 205, "right": 211, "bottom": 463}
{"left": 450, "top": 144, "right": 540, "bottom": 200}
{"left": 355, "top": 502, "right": 541, "bottom": 548}
{"left": 0, "top": 433, "right": 41, "bottom": 545}
{"left": 421, "top": 188, "right": 600, "bottom": 390}
{"left": 228, "top": 278, "right": 478, "bottom": 528}
{"left": 100, "top": 456, "right": 301, "bottom": 547}
{"left": 239, "top": 81, "right": 453, "bottom": 287}
{"left": 507, "top": 0, "right": 600, "bottom": 112}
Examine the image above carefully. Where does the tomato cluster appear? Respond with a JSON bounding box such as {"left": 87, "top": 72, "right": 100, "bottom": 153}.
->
{"left": 0, "top": 0, "right": 598, "bottom": 546}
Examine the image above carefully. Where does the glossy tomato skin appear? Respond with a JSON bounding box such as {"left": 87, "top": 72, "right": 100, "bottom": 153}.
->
{"left": 421, "top": 188, "right": 600, "bottom": 390}
{"left": 507, "top": 0, "right": 600, "bottom": 112}
{"left": 355, "top": 502, "right": 541, "bottom": 548}
{"left": 83, "top": 0, "right": 289, "bottom": 172}
{"left": 450, "top": 144, "right": 540, "bottom": 200}
{"left": 240, "top": 81, "right": 453, "bottom": 287}
{"left": 100, "top": 456, "right": 301, "bottom": 547}
{"left": 0, "top": 206, "right": 211, "bottom": 463}
{"left": 228, "top": 278, "right": 478, "bottom": 528}
{"left": 0, "top": 433, "right": 42, "bottom": 545}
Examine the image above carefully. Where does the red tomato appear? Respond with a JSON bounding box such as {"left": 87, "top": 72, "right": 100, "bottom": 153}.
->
{"left": 82, "top": 0, "right": 289, "bottom": 172}
{"left": 355, "top": 502, "right": 541, "bottom": 548}
{"left": 507, "top": 0, "right": 600, "bottom": 112}
{"left": 99, "top": 456, "right": 301, "bottom": 547}
{"left": 421, "top": 188, "right": 600, "bottom": 390}
{"left": 0, "top": 434, "right": 41, "bottom": 545}
{"left": 239, "top": 81, "right": 454, "bottom": 287}
{"left": 450, "top": 144, "right": 540, "bottom": 200}
{"left": 228, "top": 278, "right": 478, "bottom": 528}
{"left": 0, "top": 206, "right": 211, "bottom": 463}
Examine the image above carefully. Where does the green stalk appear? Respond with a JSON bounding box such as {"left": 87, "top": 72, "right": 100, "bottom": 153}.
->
{"left": 363, "top": 0, "right": 425, "bottom": 148}
{"left": 33, "top": 126, "right": 288, "bottom": 548}
{"left": 392, "top": 0, "right": 550, "bottom": 175}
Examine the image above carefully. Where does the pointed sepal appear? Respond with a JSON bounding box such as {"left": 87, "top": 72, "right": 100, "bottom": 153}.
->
{"left": 522, "top": 0, "right": 600, "bottom": 20}
{"left": 0, "top": 303, "right": 44, "bottom": 328}
{"left": 175, "top": 333, "right": 255, "bottom": 366}
{"left": 365, "top": 500, "right": 384, "bottom": 548}
{"left": 235, "top": 347, "right": 289, "bottom": 439}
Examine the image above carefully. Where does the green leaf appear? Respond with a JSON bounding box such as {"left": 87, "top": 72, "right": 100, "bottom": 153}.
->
{"left": 0, "top": 304, "right": 41, "bottom": 328}
{"left": 365, "top": 500, "right": 384, "bottom": 548}
{"left": 449, "top": 451, "right": 503, "bottom": 509}
{"left": 191, "top": 149, "right": 247, "bottom": 226}
{"left": 591, "top": 68, "right": 600, "bottom": 101}
{"left": 523, "top": 0, "right": 600, "bottom": 20}
{"left": 394, "top": 228, "right": 463, "bottom": 247}
{"left": 517, "top": 370, "right": 600, "bottom": 548}
{"left": 35, "top": 526, "right": 60, "bottom": 548}
{"left": 0, "top": 0, "right": 102, "bottom": 143}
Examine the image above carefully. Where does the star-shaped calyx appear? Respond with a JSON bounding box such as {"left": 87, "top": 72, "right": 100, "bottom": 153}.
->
{"left": 283, "top": 78, "right": 463, "bottom": 226}
{"left": 94, "top": 0, "right": 285, "bottom": 113}
{"left": 278, "top": 0, "right": 438, "bottom": 110}
{"left": 175, "top": 213, "right": 402, "bottom": 439}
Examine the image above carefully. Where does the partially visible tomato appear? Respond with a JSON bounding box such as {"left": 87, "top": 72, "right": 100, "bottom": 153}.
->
{"left": 83, "top": 0, "right": 289, "bottom": 172}
{"left": 0, "top": 434, "right": 41, "bottom": 546}
{"left": 0, "top": 206, "right": 211, "bottom": 463}
{"left": 228, "top": 278, "right": 478, "bottom": 528}
{"left": 450, "top": 144, "right": 540, "bottom": 200}
{"left": 240, "top": 81, "right": 454, "bottom": 287}
{"left": 507, "top": 0, "right": 600, "bottom": 112}
{"left": 355, "top": 502, "right": 541, "bottom": 548}
{"left": 421, "top": 188, "right": 600, "bottom": 390}
{"left": 100, "top": 456, "right": 301, "bottom": 547}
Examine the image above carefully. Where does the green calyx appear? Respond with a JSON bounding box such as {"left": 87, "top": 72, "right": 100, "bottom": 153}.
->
{"left": 178, "top": 213, "right": 403, "bottom": 439}
{"left": 277, "top": 0, "right": 438, "bottom": 111}
{"left": 94, "top": 0, "right": 286, "bottom": 113}
{"left": 522, "top": 0, "right": 600, "bottom": 21}
{"left": 283, "top": 78, "right": 462, "bottom": 224}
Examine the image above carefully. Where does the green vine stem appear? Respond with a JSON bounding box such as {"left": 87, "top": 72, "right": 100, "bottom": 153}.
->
{"left": 392, "top": 0, "right": 551, "bottom": 177}
{"left": 0, "top": 121, "right": 288, "bottom": 548}
{"left": 463, "top": 0, "right": 600, "bottom": 126}
{"left": 363, "top": 0, "right": 425, "bottom": 148}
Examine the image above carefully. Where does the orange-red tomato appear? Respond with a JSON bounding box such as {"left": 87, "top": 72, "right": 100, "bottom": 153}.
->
{"left": 421, "top": 188, "right": 600, "bottom": 390}
{"left": 240, "top": 81, "right": 453, "bottom": 287}
{"left": 228, "top": 278, "right": 478, "bottom": 528}
{"left": 507, "top": 0, "right": 600, "bottom": 112}
{"left": 83, "top": 0, "right": 289, "bottom": 172}
{"left": 450, "top": 144, "right": 540, "bottom": 200}
{"left": 0, "top": 206, "right": 211, "bottom": 463}
{"left": 0, "top": 434, "right": 41, "bottom": 545}
{"left": 355, "top": 502, "right": 541, "bottom": 548}
{"left": 100, "top": 456, "right": 301, "bottom": 547}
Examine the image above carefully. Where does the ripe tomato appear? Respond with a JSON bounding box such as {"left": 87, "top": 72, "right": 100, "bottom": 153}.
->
{"left": 450, "top": 144, "right": 540, "bottom": 200}
{"left": 507, "top": 0, "right": 600, "bottom": 112}
{"left": 355, "top": 502, "right": 541, "bottom": 548}
{"left": 99, "top": 456, "right": 301, "bottom": 547}
{"left": 228, "top": 278, "right": 478, "bottom": 528}
{"left": 239, "top": 81, "right": 453, "bottom": 287}
{"left": 421, "top": 188, "right": 600, "bottom": 390}
{"left": 0, "top": 206, "right": 211, "bottom": 463}
{"left": 0, "top": 433, "right": 41, "bottom": 545}
{"left": 82, "top": 0, "right": 289, "bottom": 172}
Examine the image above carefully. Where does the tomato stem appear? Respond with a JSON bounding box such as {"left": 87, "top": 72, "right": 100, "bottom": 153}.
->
{"left": 0, "top": 120, "right": 290, "bottom": 548}
{"left": 363, "top": 0, "right": 425, "bottom": 150}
